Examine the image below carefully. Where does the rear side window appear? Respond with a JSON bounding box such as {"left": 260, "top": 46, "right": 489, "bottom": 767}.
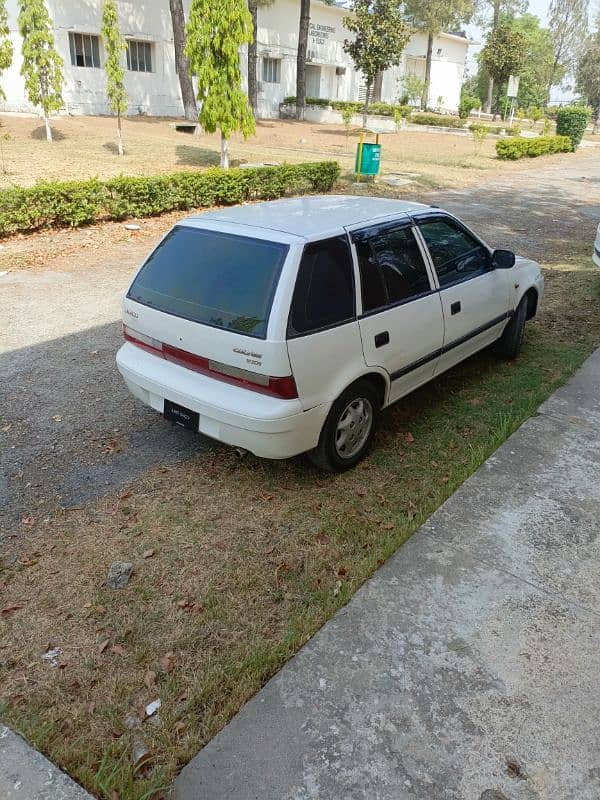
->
{"left": 417, "top": 217, "right": 490, "bottom": 287}
{"left": 288, "top": 236, "right": 355, "bottom": 336}
{"left": 128, "top": 226, "right": 289, "bottom": 339}
{"left": 355, "top": 223, "right": 432, "bottom": 313}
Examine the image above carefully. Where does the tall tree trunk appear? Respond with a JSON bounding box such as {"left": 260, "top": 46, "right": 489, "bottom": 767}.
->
{"left": 372, "top": 71, "right": 383, "bottom": 103}
{"left": 594, "top": 103, "right": 600, "bottom": 136}
{"left": 220, "top": 131, "right": 229, "bottom": 169}
{"left": 117, "top": 111, "right": 123, "bottom": 156}
{"left": 248, "top": 2, "right": 259, "bottom": 118}
{"left": 44, "top": 113, "right": 52, "bottom": 142}
{"left": 169, "top": 0, "right": 198, "bottom": 122}
{"left": 421, "top": 32, "right": 433, "bottom": 110}
{"left": 484, "top": 0, "right": 501, "bottom": 114}
{"left": 362, "top": 81, "right": 371, "bottom": 129}
{"left": 296, "top": 0, "right": 310, "bottom": 120}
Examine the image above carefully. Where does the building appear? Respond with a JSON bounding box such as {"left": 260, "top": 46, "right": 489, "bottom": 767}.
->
{"left": 2, "top": 0, "right": 473, "bottom": 119}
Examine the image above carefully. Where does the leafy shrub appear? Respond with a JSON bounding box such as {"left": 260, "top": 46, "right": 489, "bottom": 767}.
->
{"left": 411, "top": 113, "right": 466, "bottom": 128}
{"left": 556, "top": 105, "right": 591, "bottom": 151}
{"left": 0, "top": 161, "right": 341, "bottom": 236}
{"left": 459, "top": 92, "right": 480, "bottom": 119}
{"left": 281, "top": 96, "right": 412, "bottom": 119}
{"left": 496, "top": 135, "right": 572, "bottom": 160}
{"left": 505, "top": 125, "right": 522, "bottom": 136}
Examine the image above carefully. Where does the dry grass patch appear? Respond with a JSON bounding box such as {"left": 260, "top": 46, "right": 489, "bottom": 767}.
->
{"left": 1, "top": 250, "right": 600, "bottom": 799}
{"left": 0, "top": 113, "right": 571, "bottom": 194}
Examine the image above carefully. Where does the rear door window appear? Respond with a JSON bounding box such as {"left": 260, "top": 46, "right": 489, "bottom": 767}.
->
{"left": 416, "top": 217, "right": 491, "bottom": 287}
{"left": 128, "top": 225, "right": 289, "bottom": 339}
{"left": 288, "top": 235, "right": 355, "bottom": 336}
{"left": 354, "top": 222, "right": 432, "bottom": 313}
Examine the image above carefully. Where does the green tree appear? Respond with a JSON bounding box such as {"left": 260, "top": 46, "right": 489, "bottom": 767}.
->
{"left": 186, "top": 0, "right": 255, "bottom": 168}
{"left": 169, "top": 0, "right": 198, "bottom": 121}
{"left": 344, "top": 0, "right": 411, "bottom": 128}
{"left": 548, "top": 0, "right": 589, "bottom": 95}
{"left": 102, "top": 0, "right": 128, "bottom": 157}
{"left": 404, "top": 0, "right": 475, "bottom": 110}
{"left": 481, "top": 22, "right": 526, "bottom": 116}
{"left": 576, "top": 21, "right": 600, "bottom": 133}
{"left": 0, "top": 0, "right": 13, "bottom": 100}
{"left": 18, "top": 0, "right": 63, "bottom": 142}
{"left": 510, "top": 13, "right": 561, "bottom": 109}
{"left": 478, "top": 0, "right": 527, "bottom": 113}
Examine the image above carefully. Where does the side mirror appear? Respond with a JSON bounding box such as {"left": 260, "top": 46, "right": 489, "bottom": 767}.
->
{"left": 492, "top": 249, "right": 516, "bottom": 269}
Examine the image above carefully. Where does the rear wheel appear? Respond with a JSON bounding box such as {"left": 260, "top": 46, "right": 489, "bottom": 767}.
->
{"left": 309, "top": 380, "right": 379, "bottom": 473}
{"left": 493, "top": 296, "right": 527, "bottom": 360}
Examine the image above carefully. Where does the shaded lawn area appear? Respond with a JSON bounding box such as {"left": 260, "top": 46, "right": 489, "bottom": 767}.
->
{"left": 1, "top": 250, "right": 599, "bottom": 799}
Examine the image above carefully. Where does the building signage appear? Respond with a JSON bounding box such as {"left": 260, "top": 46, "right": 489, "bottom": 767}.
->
{"left": 309, "top": 22, "right": 336, "bottom": 46}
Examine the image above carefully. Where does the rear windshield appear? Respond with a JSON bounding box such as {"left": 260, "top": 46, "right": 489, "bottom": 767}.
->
{"left": 128, "top": 226, "right": 289, "bottom": 338}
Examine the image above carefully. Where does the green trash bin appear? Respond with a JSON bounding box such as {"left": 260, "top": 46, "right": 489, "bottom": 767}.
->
{"left": 355, "top": 142, "right": 381, "bottom": 176}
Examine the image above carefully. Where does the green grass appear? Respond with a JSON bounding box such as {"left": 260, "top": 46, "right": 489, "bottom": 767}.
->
{"left": 1, "top": 255, "right": 599, "bottom": 799}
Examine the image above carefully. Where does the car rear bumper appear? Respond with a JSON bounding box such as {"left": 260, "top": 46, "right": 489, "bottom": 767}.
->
{"left": 116, "top": 342, "right": 328, "bottom": 459}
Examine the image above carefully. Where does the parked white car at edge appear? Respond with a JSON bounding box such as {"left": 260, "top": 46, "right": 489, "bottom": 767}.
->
{"left": 116, "top": 196, "right": 544, "bottom": 472}
{"left": 594, "top": 223, "right": 600, "bottom": 267}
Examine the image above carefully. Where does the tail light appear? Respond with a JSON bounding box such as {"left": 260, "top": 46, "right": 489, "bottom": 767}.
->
{"left": 123, "top": 325, "right": 298, "bottom": 400}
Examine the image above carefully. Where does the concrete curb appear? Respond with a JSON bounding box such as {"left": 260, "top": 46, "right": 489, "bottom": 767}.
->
{"left": 0, "top": 725, "right": 93, "bottom": 800}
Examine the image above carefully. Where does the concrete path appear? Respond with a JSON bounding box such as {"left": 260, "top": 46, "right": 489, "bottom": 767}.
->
{"left": 0, "top": 726, "right": 92, "bottom": 799}
{"left": 176, "top": 349, "right": 600, "bottom": 800}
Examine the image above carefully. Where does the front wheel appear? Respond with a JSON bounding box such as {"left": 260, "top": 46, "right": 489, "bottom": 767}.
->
{"left": 309, "top": 380, "right": 379, "bottom": 473}
{"left": 493, "top": 296, "right": 527, "bottom": 360}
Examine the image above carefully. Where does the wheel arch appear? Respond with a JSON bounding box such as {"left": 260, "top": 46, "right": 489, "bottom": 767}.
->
{"left": 522, "top": 287, "right": 539, "bottom": 320}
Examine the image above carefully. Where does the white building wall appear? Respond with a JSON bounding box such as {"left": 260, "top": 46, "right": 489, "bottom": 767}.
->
{"left": 1, "top": 0, "right": 471, "bottom": 119}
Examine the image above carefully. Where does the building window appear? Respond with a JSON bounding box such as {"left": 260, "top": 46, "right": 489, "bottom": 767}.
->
{"left": 69, "top": 32, "right": 101, "bottom": 69}
{"left": 262, "top": 57, "right": 281, "bottom": 84}
{"left": 127, "top": 40, "right": 153, "bottom": 73}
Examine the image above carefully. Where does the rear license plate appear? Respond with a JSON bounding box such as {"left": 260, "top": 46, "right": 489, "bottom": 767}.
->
{"left": 164, "top": 400, "right": 199, "bottom": 431}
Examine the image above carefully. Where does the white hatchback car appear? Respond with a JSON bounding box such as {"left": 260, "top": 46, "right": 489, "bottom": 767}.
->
{"left": 594, "top": 223, "right": 600, "bottom": 267}
{"left": 117, "top": 196, "right": 544, "bottom": 471}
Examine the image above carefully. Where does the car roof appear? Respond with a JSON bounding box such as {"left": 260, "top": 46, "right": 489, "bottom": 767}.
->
{"left": 182, "top": 195, "right": 430, "bottom": 240}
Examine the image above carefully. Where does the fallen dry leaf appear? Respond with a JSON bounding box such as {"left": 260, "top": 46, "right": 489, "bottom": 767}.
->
{"left": 1, "top": 605, "right": 23, "bottom": 617}
{"left": 99, "top": 639, "right": 110, "bottom": 654}
{"left": 160, "top": 652, "right": 176, "bottom": 673}
{"left": 111, "top": 644, "right": 126, "bottom": 657}
{"left": 143, "top": 549, "right": 155, "bottom": 559}
{"left": 21, "top": 515, "right": 36, "bottom": 526}
{"left": 144, "top": 669, "right": 156, "bottom": 689}
{"left": 173, "top": 720, "right": 186, "bottom": 736}
{"left": 1, "top": 424, "right": 11, "bottom": 432}
{"left": 441, "top": 474, "right": 450, "bottom": 484}
{"left": 337, "top": 566, "right": 348, "bottom": 577}
{"left": 381, "top": 522, "right": 395, "bottom": 531}
{"left": 405, "top": 432, "right": 415, "bottom": 443}
{"left": 315, "top": 532, "right": 330, "bottom": 545}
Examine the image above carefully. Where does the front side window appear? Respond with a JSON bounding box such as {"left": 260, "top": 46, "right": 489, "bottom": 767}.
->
{"left": 127, "top": 40, "right": 153, "bottom": 73}
{"left": 417, "top": 217, "right": 490, "bottom": 288}
{"left": 262, "top": 58, "right": 281, "bottom": 84}
{"left": 288, "top": 236, "right": 355, "bottom": 336}
{"left": 354, "top": 223, "right": 432, "bottom": 313}
{"left": 128, "top": 226, "right": 289, "bottom": 338}
{"left": 69, "top": 32, "right": 101, "bottom": 68}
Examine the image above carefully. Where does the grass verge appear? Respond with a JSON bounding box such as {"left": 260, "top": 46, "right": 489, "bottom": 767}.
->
{"left": 1, "top": 253, "right": 599, "bottom": 799}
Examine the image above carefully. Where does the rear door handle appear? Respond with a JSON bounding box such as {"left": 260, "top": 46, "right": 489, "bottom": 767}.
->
{"left": 451, "top": 301, "right": 461, "bottom": 315}
{"left": 374, "top": 331, "right": 390, "bottom": 348}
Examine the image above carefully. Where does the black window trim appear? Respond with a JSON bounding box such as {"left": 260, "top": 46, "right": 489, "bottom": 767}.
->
{"left": 351, "top": 219, "right": 437, "bottom": 317}
{"left": 127, "top": 225, "right": 289, "bottom": 341}
{"left": 286, "top": 234, "right": 357, "bottom": 340}
{"left": 411, "top": 211, "right": 494, "bottom": 291}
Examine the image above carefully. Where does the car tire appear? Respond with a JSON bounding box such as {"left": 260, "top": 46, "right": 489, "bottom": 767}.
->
{"left": 493, "top": 296, "right": 527, "bottom": 360}
{"left": 308, "top": 379, "right": 380, "bottom": 473}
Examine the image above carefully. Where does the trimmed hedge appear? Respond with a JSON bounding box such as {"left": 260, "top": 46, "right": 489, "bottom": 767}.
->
{"left": 410, "top": 113, "right": 466, "bottom": 128}
{"left": 495, "top": 135, "right": 572, "bottom": 160}
{"left": 0, "top": 161, "right": 340, "bottom": 237}
{"left": 282, "top": 96, "right": 412, "bottom": 118}
{"left": 556, "top": 106, "right": 591, "bottom": 151}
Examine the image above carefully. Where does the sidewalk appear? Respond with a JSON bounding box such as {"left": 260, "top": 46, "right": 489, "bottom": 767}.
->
{"left": 0, "top": 726, "right": 92, "bottom": 799}
{"left": 176, "top": 349, "right": 600, "bottom": 800}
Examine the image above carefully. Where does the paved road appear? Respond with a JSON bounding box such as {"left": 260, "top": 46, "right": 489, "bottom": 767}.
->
{"left": 176, "top": 349, "right": 600, "bottom": 800}
{"left": 1, "top": 150, "right": 600, "bottom": 535}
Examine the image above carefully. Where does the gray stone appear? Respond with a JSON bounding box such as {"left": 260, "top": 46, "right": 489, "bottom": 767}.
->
{"left": 175, "top": 349, "right": 600, "bottom": 800}
{"left": 106, "top": 561, "right": 133, "bottom": 589}
{"left": 0, "top": 725, "right": 93, "bottom": 799}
